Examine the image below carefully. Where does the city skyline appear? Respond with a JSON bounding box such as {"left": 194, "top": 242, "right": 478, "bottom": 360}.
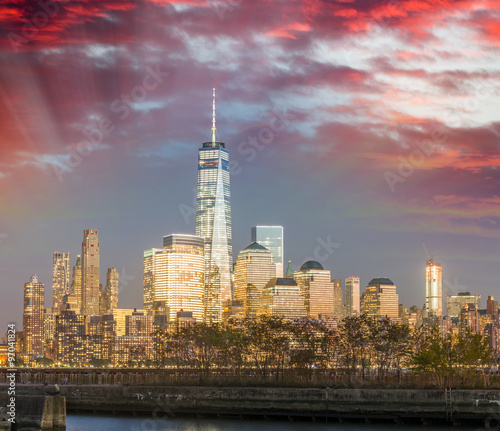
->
{"left": 1, "top": 1, "right": 500, "bottom": 334}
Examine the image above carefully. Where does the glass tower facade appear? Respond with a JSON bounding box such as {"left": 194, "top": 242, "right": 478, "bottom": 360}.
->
{"left": 361, "top": 277, "right": 399, "bottom": 321}
{"left": 71, "top": 254, "right": 82, "bottom": 314}
{"left": 234, "top": 242, "right": 276, "bottom": 318}
{"left": 23, "top": 275, "right": 45, "bottom": 364}
{"left": 52, "top": 252, "right": 71, "bottom": 312}
{"left": 446, "top": 292, "right": 480, "bottom": 317}
{"left": 251, "top": 226, "right": 284, "bottom": 277}
{"left": 196, "top": 89, "right": 232, "bottom": 322}
{"left": 425, "top": 258, "right": 443, "bottom": 317}
{"left": 103, "top": 267, "right": 119, "bottom": 314}
{"left": 81, "top": 229, "right": 100, "bottom": 316}
{"left": 345, "top": 276, "right": 360, "bottom": 317}
{"left": 293, "top": 261, "right": 335, "bottom": 320}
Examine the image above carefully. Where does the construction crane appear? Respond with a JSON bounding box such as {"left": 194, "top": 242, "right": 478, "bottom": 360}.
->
{"left": 421, "top": 239, "right": 432, "bottom": 262}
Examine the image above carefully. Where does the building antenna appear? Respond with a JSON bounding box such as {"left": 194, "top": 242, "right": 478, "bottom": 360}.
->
{"left": 211, "top": 85, "right": 217, "bottom": 145}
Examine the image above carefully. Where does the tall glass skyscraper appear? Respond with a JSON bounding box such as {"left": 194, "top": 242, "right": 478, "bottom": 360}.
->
{"left": 251, "top": 226, "right": 284, "bottom": 277}
{"left": 23, "top": 275, "right": 45, "bottom": 364}
{"left": 81, "top": 229, "right": 100, "bottom": 316}
{"left": 345, "top": 276, "right": 360, "bottom": 317}
{"left": 196, "top": 88, "right": 232, "bottom": 322}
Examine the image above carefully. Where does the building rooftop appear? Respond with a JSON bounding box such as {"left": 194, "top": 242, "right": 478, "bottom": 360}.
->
{"left": 367, "top": 277, "right": 394, "bottom": 286}
{"left": 300, "top": 260, "right": 324, "bottom": 271}
{"left": 266, "top": 277, "right": 298, "bottom": 287}
{"left": 241, "top": 242, "right": 269, "bottom": 252}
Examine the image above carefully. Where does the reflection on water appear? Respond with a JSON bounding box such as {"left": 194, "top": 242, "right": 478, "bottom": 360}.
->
{"left": 67, "top": 415, "right": 480, "bottom": 431}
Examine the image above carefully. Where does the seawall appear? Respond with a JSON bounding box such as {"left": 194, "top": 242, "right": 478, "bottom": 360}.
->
{"left": 1, "top": 384, "right": 499, "bottom": 426}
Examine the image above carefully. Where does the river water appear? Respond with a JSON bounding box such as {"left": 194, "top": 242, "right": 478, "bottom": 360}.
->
{"left": 67, "top": 415, "right": 481, "bottom": 431}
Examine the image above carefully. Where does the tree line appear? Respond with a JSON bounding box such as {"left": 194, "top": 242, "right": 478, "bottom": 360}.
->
{"left": 152, "top": 314, "right": 496, "bottom": 388}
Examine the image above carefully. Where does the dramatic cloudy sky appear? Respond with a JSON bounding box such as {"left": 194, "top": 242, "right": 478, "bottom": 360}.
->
{"left": 1, "top": 0, "right": 499, "bottom": 332}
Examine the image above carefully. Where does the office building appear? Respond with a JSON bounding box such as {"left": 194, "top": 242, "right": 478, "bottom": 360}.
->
{"left": 234, "top": 242, "right": 276, "bottom": 318}
{"left": 361, "top": 277, "right": 399, "bottom": 321}
{"left": 425, "top": 258, "right": 443, "bottom": 317}
{"left": 446, "top": 292, "right": 481, "bottom": 318}
{"left": 486, "top": 296, "right": 499, "bottom": 322}
{"left": 195, "top": 87, "right": 233, "bottom": 322}
{"left": 55, "top": 310, "right": 87, "bottom": 365}
{"left": 114, "top": 311, "right": 153, "bottom": 365}
{"left": 71, "top": 254, "right": 82, "bottom": 313}
{"left": 52, "top": 252, "right": 71, "bottom": 312}
{"left": 143, "top": 248, "right": 163, "bottom": 315}
{"left": 459, "top": 303, "right": 480, "bottom": 334}
{"left": 333, "top": 279, "right": 344, "bottom": 320}
{"left": 251, "top": 226, "right": 284, "bottom": 277}
{"left": 345, "top": 276, "right": 360, "bottom": 317}
{"left": 81, "top": 229, "right": 100, "bottom": 316}
{"left": 23, "top": 275, "right": 45, "bottom": 364}
{"left": 102, "top": 267, "right": 119, "bottom": 314}
{"left": 293, "top": 261, "right": 334, "bottom": 320}
{"left": 260, "top": 278, "right": 307, "bottom": 319}
{"left": 125, "top": 310, "right": 153, "bottom": 337}
{"left": 111, "top": 309, "right": 143, "bottom": 337}
{"left": 222, "top": 299, "right": 244, "bottom": 323}
{"left": 144, "top": 235, "right": 204, "bottom": 322}
{"left": 60, "top": 293, "right": 79, "bottom": 313}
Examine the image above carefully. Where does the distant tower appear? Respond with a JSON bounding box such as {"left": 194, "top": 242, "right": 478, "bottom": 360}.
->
{"left": 425, "top": 258, "right": 443, "bottom": 317}
{"left": 234, "top": 242, "right": 276, "bottom": 318}
{"left": 71, "top": 254, "right": 82, "bottom": 313}
{"left": 52, "top": 252, "right": 71, "bottom": 312}
{"left": 195, "top": 87, "right": 233, "bottom": 322}
{"left": 345, "top": 276, "right": 360, "bottom": 317}
{"left": 81, "top": 229, "right": 100, "bottom": 316}
{"left": 103, "top": 268, "right": 119, "bottom": 314}
{"left": 23, "top": 275, "right": 45, "bottom": 363}
{"left": 251, "top": 226, "right": 284, "bottom": 277}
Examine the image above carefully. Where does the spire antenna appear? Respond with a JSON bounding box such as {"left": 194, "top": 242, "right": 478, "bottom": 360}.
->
{"left": 211, "top": 85, "right": 216, "bottom": 145}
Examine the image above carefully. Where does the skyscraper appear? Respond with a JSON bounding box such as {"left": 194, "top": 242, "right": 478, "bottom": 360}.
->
{"left": 103, "top": 268, "right": 119, "bottom": 314}
{"left": 143, "top": 248, "right": 163, "bottom": 315}
{"left": 195, "top": 87, "right": 232, "bottom": 322}
{"left": 52, "top": 252, "right": 71, "bottom": 312}
{"left": 143, "top": 235, "right": 205, "bottom": 323}
{"left": 55, "top": 311, "right": 87, "bottom": 365}
{"left": 81, "top": 229, "right": 100, "bottom": 316}
{"left": 293, "top": 261, "right": 335, "bottom": 320}
{"left": 260, "top": 278, "right": 307, "bottom": 319}
{"left": 361, "top": 277, "right": 399, "bottom": 321}
{"left": 425, "top": 258, "right": 443, "bottom": 317}
{"left": 161, "top": 234, "right": 204, "bottom": 322}
{"left": 23, "top": 275, "right": 45, "bottom": 363}
{"left": 333, "top": 279, "right": 344, "bottom": 320}
{"left": 71, "top": 254, "right": 82, "bottom": 313}
{"left": 345, "top": 276, "right": 360, "bottom": 317}
{"left": 251, "top": 226, "right": 284, "bottom": 277}
{"left": 234, "top": 242, "right": 276, "bottom": 318}
{"left": 446, "top": 292, "right": 481, "bottom": 318}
